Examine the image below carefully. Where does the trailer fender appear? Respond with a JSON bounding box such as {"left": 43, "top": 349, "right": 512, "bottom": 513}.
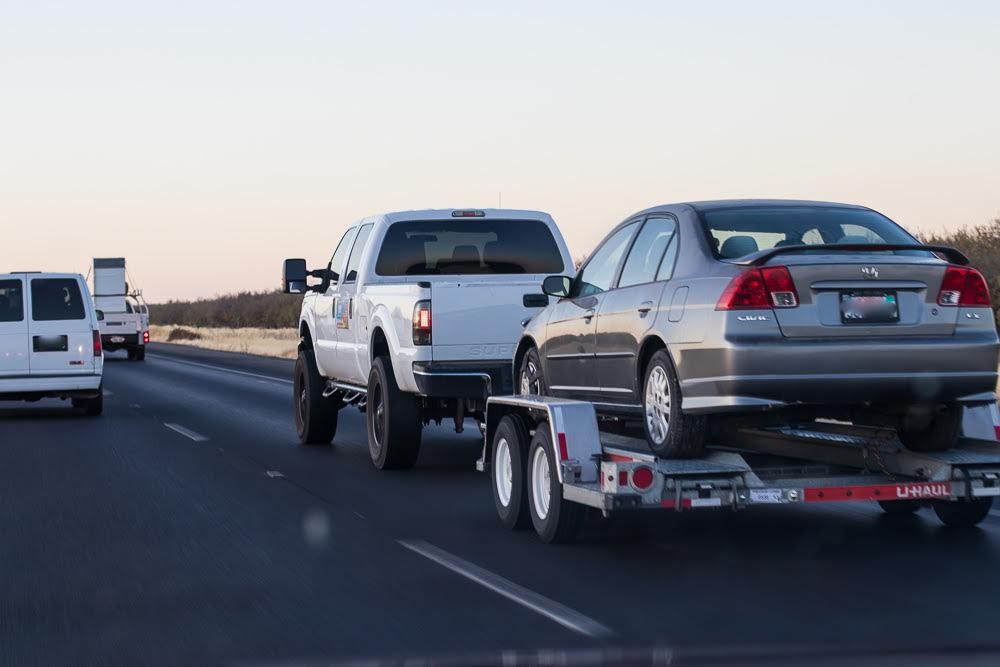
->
{"left": 962, "top": 402, "right": 1000, "bottom": 441}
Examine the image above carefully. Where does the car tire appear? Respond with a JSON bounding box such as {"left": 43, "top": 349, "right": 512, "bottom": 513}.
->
{"left": 72, "top": 387, "right": 104, "bottom": 416}
{"left": 898, "top": 404, "right": 962, "bottom": 452}
{"left": 293, "top": 349, "right": 338, "bottom": 445}
{"left": 877, "top": 500, "right": 921, "bottom": 515}
{"left": 642, "top": 349, "right": 706, "bottom": 458}
{"left": 527, "top": 423, "right": 582, "bottom": 543}
{"left": 367, "top": 356, "right": 422, "bottom": 470}
{"left": 933, "top": 497, "right": 992, "bottom": 528}
{"left": 518, "top": 346, "right": 545, "bottom": 395}
{"left": 492, "top": 415, "right": 531, "bottom": 529}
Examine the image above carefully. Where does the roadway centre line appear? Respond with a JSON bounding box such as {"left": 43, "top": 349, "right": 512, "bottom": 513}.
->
{"left": 398, "top": 539, "right": 614, "bottom": 638}
{"left": 164, "top": 423, "right": 210, "bottom": 442}
{"left": 148, "top": 354, "right": 293, "bottom": 385}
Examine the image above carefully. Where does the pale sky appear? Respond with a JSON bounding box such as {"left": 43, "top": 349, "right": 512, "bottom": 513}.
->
{"left": 2, "top": 1, "right": 998, "bottom": 301}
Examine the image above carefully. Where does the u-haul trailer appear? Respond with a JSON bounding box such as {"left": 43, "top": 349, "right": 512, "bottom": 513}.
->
{"left": 478, "top": 396, "right": 1000, "bottom": 543}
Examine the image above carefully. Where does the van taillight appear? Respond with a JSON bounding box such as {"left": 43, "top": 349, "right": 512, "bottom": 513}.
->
{"left": 938, "top": 266, "right": 992, "bottom": 307}
{"left": 716, "top": 265, "right": 799, "bottom": 310}
{"left": 93, "top": 330, "right": 102, "bottom": 357}
{"left": 412, "top": 300, "right": 432, "bottom": 345}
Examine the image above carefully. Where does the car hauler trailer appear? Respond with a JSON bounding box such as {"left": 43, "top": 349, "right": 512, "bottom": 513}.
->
{"left": 91, "top": 258, "right": 149, "bottom": 361}
{"left": 479, "top": 396, "right": 1000, "bottom": 543}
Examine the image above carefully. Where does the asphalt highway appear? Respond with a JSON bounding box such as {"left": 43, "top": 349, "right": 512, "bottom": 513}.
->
{"left": 3, "top": 343, "right": 1000, "bottom": 666}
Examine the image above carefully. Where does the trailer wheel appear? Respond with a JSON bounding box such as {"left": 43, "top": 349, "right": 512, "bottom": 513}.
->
{"left": 877, "top": 500, "right": 920, "bottom": 515}
{"left": 367, "top": 356, "right": 422, "bottom": 470}
{"left": 294, "top": 349, "right": 338, "bottom": 444}
{"left": 932, "top": 497, "right": 993, "bottom": 528}
{"left": 527, "top": 423, "right": 581, "bottom": 543}
{"left": 898, "top": 404, "right": 961, "bottom": 452}
{"left": 642, "top": 350, "right": 706, "bottom": 459}
{"left": 492, "top": 415, "right": 531, "bottom": 529}
{"left": 72, "top": 387, "right": 104, "bottom": 417}
{"left": 518, "top": 347, "right": 545, "bottom": 395}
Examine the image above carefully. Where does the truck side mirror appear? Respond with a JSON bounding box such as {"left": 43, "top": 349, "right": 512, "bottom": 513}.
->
{"left": 95, "top": 309, "right": 105, "bottom": 322}
{"left": 282, "top": 258, "right": 308, "bottom": 294}
{"left": 542, "top": 275, "right": 572, "bottom": 298}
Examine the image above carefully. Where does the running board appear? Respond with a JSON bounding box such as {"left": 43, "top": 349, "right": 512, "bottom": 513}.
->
{"left": 323, "top": 380, "right": 367, "bottom": 401}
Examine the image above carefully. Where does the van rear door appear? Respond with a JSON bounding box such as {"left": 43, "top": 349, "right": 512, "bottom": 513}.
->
{"left": 27, "top": 276, "right": 96, "bottom": 376}
{"left": 0, "top": 274, "right": 30, "bottom": 377}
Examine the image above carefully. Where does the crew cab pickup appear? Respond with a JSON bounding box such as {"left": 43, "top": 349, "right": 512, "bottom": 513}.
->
{"left": 0, "top": 272, "right": 104, "bottom": 415}
{"left": 282, "top": 209, "right": 572, "bottom": 469}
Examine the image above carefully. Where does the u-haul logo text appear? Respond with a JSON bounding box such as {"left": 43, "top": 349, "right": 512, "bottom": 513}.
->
{"left": 895, "top": 483, "right": 949, "bottom": 499}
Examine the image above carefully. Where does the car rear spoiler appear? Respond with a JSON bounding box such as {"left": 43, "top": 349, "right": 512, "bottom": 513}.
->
{"left": 729, "top": 244, "right": 970, "bottom": 267}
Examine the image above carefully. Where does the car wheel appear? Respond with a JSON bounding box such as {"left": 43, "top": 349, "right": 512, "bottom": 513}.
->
{"left": 519, "top": 346, "right": 545, "bottom": 395}
{"left": 642, "top": 350, "right": 706, "bottom": 458}
{"left": 898, "top": 404, "right": 962, "bottom": 452}
{"left": 293, "top": 349, "right": 338, "bottom": 444}
{"left": 492, "top": 415, "right": 531, "bottom": 529}
{"left": 878, "top": 500, "right": 921, "bottom": 515}
{"left": 72, "top": 387, "right": 104, "bottom": 416}
{"left": 527, "top": 423, "right": 581, "bottom": 543}
{"left": 933, "top": 497, "right": 992, "bottom": 528}
{"left": 367, "top": 356, "right": 422, "bottom": 470}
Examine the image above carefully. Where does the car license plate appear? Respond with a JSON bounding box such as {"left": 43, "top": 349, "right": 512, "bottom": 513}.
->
{"left": 110, "top": 336, "right": 125, "bottom": 343}
{"left": 840, "top": 291, "right": 898, "bottom": 324}
{"left": 749, "top": 489, "right": 785, "bottom": 504}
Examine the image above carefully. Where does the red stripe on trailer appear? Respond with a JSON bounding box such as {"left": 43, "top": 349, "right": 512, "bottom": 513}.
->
{"left": 803, "top": 481, "right": 951, "bottom": 503}
{"left": 660, "top": 498, "right": 693, "bottom": 509}
{"left": 557, "top": 432, "right": 569, "bottom": 461}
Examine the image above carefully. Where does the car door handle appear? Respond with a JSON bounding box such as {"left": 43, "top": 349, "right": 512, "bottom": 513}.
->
{"left": 638, "top": 301, "right": 654, "bottom": 314}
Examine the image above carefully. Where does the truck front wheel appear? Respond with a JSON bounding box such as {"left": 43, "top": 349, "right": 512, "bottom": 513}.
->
{"left": 294, "top": 350, "right": 338, "bottom": 444}
{"left": 367, "top": 357, "right": 422, "bottom": 470}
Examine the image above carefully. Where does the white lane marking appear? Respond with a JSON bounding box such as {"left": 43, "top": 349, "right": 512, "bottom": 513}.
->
{"left": 265, "top": 470, "right": 285, "bottom": 478}
{"left": 398, "top": 539, "right": 614, "bottom": 638}
{"left": 103, "top": 389, "right": 114, "bottom": 396}
{"left": 989, "top": 510, "right": 1000, "bottom": 520}
{"left": 148, "top": 354, "right": 293, "bottom": 385}
{"left": 164, "top": 422, "right": 209, "bottom": 442}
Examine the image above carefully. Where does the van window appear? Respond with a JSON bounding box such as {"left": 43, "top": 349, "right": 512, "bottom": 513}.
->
{"left": 344, "top": 224, "right": 374, "bottom": 283}
{"left": 0, "top": 280, "right": 24, "bottom": 322}
{"left": 375, "top": 219, "right": 565, "bottom": 276}
{"left": 31, "top": 279, "right": 86, "bottom": 321}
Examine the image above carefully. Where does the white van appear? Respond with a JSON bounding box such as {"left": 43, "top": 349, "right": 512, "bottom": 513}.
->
{"left": 0, "top": 273, "right": 104, "bottom": 415}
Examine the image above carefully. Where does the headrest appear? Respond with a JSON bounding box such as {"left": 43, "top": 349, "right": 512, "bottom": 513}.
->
{"left": 720, "top": 235, "right": 759, "bottom": 259}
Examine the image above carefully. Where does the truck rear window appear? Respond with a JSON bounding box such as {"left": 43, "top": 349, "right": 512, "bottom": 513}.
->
{"left": 375, "top": 219, "right": 565, "bottom": 276}
{"left": 31, "top": 279, "right": 86, "bottom": 321}
{"left": 0, "top": 280, "right": 24, "bottom": 322}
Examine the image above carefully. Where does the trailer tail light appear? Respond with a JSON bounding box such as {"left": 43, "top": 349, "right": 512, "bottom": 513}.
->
{"left": 412, "top": 300, "right": 432, "bottom": 345}
{"left": 143, "top": 330, "right": 150, "bottom": 344}
{"left": 716, "top": 265, "right": 798, "bottom": 310}
{"left": 93, "top": 330, "right": 102, "bottom": 357}
{"left": 938, "top": 266, "right": 991, "bottom": 307}
{"left": 631, "top": 465, "right": 655, "bottom": 491}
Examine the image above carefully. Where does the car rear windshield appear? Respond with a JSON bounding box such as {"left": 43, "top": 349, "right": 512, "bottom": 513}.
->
{"left": 698, "top": 206, "right": 924, "bottom": 259}
{"left": 0, "top": 280, "right": 24, "bottom": 322}
{"left": 375, "top": 219, "right": 565, "bottom": 276}
{"left": 31, "top": 278, "right": 86, "bottom": 321}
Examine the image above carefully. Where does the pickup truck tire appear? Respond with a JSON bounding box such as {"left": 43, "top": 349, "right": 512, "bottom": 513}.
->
{"left": 518, "top": 347, "right": 545, "bottom": 395}
{"left": 126, "top": 349, "right": 137, "bottom": 361}
{"left": 294, "top": 350, "right": 338, "bottom": 444}
{"left": 492, "top": 415, "right": 531, "bottom": 529}
{"left": 898, "top": 404, "right": 961, "bottom": 453}
{"left": 72, "top": 387, "right": 104, "bottom": 416}
{"left": 527, "top": 423, "right": 581, "bottom": 543}
{"left": 134, "top": 346, "right": 146, "bottom": 361}
{"left": 367, "top": 356, "right": 421, "bottom": 470}
{"left": 643, "top": 350, "right": 707, "bottom": 459}
{"left": 932, "top": 497, "right": 992, "bottom": 528}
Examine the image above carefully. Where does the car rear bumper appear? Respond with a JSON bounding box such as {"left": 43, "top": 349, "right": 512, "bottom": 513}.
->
{"left": 101, "top": 333, "right": 141, "bottom": 350}
{"left": 676, "top": 334, "right": 1000, "bottom": 413}
{"left": 0, "top": 374, "right": 102, "bottom": 401}
{"left": 411, "top": 362, "right": 513, "bottom": 399}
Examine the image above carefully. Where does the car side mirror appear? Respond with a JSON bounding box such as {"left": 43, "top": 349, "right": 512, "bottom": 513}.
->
{"left": 542, "top": 275, "right": 572, "bottom": 298}
{"left": 282, "top": 258, "right": 308, "bottom": 294}
{"left": 95, "top": 309, "right": 105, "bottom": 322}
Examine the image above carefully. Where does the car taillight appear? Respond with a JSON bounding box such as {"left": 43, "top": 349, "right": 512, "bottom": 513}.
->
{"left": 412, "top": 300, "right": 432, "bottom": 345}
{"left": 143, "top": 330, "right": 150, "bottom": 344}
{"left": 93, "top": 330, "right": 102, "bottom": 357}
{"left": 716, "top": 265, "right": 799, "bottom": 310}
{"left": 938, "top": 266, "right": 992, "bottom": 307}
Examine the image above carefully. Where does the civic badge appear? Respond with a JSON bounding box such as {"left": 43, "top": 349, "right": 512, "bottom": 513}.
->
{"left": 861, "top": 266, "right": 879, "bottom": 280}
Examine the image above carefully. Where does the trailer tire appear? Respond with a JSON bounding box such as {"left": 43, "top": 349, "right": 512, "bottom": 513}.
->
{"left": 367, "top": 356, "right": 422, "bottom": 470}
{"left": 932, "top": 497, "right": 992, "bottom": 528}
{"left": 294, "top": 350, "right": 338, "bottom": 445}
{"left": 898, "top": 404, "right": 961, "bottom": 452}
{"left": 518, "top": 347, "right": 545, "bottom": 396}
{"left": 642, "top": 350, "right": 706, "bottom": 459}
{"left": 72, "top": 387, "right": 104, "bottom": 417}
{"left": 877, "top": 500, "right": 920, "bottom": 515}
{"left": 492, "top": 415, "right": 531, "bottom": 529}
{"left": 527, "top": 423, "right": 581, "bottom": 543}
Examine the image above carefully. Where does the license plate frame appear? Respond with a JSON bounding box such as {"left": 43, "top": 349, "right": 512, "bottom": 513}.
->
{"left": 110, "top": 336, "right": 126, "bottom": 343}
{"left": 840, "top": 290, "right": 899, "bottom": 325}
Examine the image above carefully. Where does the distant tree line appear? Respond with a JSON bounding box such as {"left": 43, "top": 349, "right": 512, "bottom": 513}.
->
{"left": 149, "top": 290, "right": 299, "bottom": 329}
{"left": 920, "top": 215, "right": 1000, "bottom": 326}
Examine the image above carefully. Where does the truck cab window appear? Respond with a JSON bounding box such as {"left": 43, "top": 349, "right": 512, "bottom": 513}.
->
{"left": 327, "top": 227, "right": 358, "bottom": 287}
{"left": 343, "top": 224, "right": 374, "bottom": 283}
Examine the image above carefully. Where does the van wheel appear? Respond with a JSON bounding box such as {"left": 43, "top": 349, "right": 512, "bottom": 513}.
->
{"left": 642, "top": 350, "right": 706, "bottom": 458}
{"left": 527, "top": 423, "right": 581, "bottom": 543}
{"left": 73, "top": 388, "right": 104, "bottom": 416}
{"left": 294, "top": 350, "right": 338, "bottom": 444}
{"left": 518, "top": 347, "right": 545, "bottom": 395}
{"left": 898, "top": 404, "right": 961, "bottom": 452}
{"left": 492, "top": 415, "right": 531, "bottom": 529}
{"left": 367, "top": 356, "right": 421, "bottom": 470}
{"left": 933, "top": 497, "right": 992, "bottom": 528}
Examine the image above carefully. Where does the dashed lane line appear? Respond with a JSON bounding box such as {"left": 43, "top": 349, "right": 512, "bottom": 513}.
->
{"left": 147, "top": 354, "right": 293, "bottom": 385}
{"left": 163, "top": 422, "right": 210, "bottom": 442}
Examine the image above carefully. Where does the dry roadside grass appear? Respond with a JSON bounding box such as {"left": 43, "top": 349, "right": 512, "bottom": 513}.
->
{"left": 149, "top": 325, "right": 299, "bottom": 359}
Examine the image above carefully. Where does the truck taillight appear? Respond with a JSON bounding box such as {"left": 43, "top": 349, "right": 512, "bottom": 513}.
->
{"left": 412, "top": 300, "right": 431, "bottom": 345}
{"left": 143, "top": 330, "right": 150, "bottom": 344}
{"left": 93, "top": 330, "right": 102, "bottom": 357}
{"left": 716, "top": 265, "right": 799, "bottom": 310}
{"left": 938, "top": 266, "right": 991, "bottom": 307}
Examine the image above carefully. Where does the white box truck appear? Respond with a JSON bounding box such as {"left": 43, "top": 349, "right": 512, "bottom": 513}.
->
{"left": 91, "top": 258, "right": 149, "bottom": 361}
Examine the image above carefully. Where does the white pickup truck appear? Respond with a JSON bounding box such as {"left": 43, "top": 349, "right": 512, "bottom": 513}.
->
{"left": 282, "top": 208, "right": 572, "bottom": 469}
{"left": 92, "top": 258, "right": 149, "bottom": 361}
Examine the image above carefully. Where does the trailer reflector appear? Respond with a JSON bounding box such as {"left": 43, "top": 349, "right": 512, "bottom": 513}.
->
{"left": 557, "top": 432, "right": 568, "bottom": 461}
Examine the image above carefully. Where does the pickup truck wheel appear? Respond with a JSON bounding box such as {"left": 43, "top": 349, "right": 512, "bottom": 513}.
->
{"left": 126, "top": 349, "right": 136, "bottom": 361}
{"left": 643, "top": 350, "right": 706, "bottom": 459}
{"left": 898, "top": 404, "right": 961, "bottom": 452}
{"left": 294, "top": 350, "right": 338, "bottom": 445}
{"left": 367, "top": 357, "right": 421, "bottom": 470}
{"left": 492, "top": 415, "right": 531, "bottom": 529}
{"left": 134, "top": 346, "right": 146, "bottom": 361}
{"left": 933, "top": 497, "right": 992, "bottom": 528}
{"left": 518, "top": 347, "right": 545, "bottom": 395}
{"left": 72, "top": 387, "right": 104, "bottom": 416}
{"left": 527, "top": 423, "right": 581, "bottom": 543}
